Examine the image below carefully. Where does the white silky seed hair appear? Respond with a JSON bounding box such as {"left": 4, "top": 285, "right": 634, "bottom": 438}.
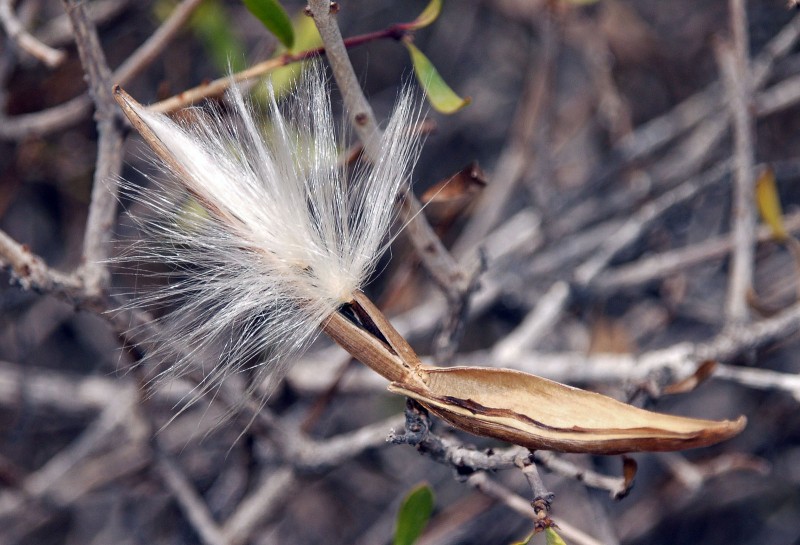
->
{"left": 119, "top": 64, "right": 420, "bottom": 406}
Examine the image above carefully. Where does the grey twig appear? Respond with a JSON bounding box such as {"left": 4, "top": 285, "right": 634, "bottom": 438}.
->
{"left": 0, "top": 228, "right": 83, "bottom": 296}
{"left": 718, "top": 0, "right": 757, "bottom": 324}
{"left": 220, "top": 467, "right": 296, "bottom": 545}
{"left": 594, "top": 209, "right": 800, "bottom": 293}
{"left": 61, "top": 0, "right": 123, "bottom": 296}
{"left": 155, "top": 445, "right": 229, "bottom": 545}
{"left": 0, "top": 0, "right": 200, "bottom": 141}
{"left": 465, "top": 472, "right": 606, "bottom": 545}
{"left": 0, "top": 0, "right": 66, "bottom": 67}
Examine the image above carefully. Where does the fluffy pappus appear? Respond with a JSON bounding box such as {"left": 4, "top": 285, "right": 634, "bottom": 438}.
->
{"left": 115, "top": 64, "right": 421, "bottom": 410}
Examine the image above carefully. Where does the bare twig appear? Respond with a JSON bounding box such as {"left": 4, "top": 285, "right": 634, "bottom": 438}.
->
{"left": 0, "top": 0, "right": 202, "bottom": 141}
{"left": 155, "top": 445, "right": 229, "bottom": 545}
{"left": 718, "top": 0, "right": 757, "bottom": 323}
{"left": 0, "top": 0, "right": 66, "bottom": 67}
{"left": 148, "top": 21, "right": 411, "bottom": 113}
{"left": 0, "top": 228, "right": 83, "bottom": 295}
{"left": 594, "top": 209, "right": 800, "bottom": 293}
{"left": 220, "top": 467, "right": 295, "bottom": 545}
{"left": 113, "top": 0, "right": 203, "bottom": 86}
{"left": 466, "top": 472, "right": 606, "bottom": 545}
{"left": 532, "top": 452, "right": 630, "bottom": 500}
{"left": 61, "top": 0, "right": 123, "bottom": 295}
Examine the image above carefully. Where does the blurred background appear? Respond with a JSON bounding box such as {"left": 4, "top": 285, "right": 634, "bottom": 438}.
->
{"left": 1, "top": 0, "right": 800, "bottom": 544}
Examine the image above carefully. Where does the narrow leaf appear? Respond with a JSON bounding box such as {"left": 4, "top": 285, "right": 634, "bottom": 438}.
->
{"left": 509, "top": 533, "right": 535, "bottom": 545}
{"left": 545, "top": 528, "right": 568, "bottom": 545}
{"left": 243, "top": 0, "right": 294, "bottom": 48}
{"left": 404, "top": 41, "right": 470, "bottom": 114}
{"left": 406, "top": 0, "right": 442, "bottom": 30}
{"left": 756, "top": 166, "right": 787, "bottom": 241}
{"left": 394, "top": 483, "right": 435, "bottom": 545}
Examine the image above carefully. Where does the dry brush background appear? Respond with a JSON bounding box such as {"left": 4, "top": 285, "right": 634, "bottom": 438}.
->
{"left": 1, "top": 0, "right": 800, "bottom": 544}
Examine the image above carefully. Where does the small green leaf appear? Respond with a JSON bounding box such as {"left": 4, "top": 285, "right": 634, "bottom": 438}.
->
{"left": 545, "top": 528, "right": 568, "bottom": 545}
{"left": 407, "top": 0, "right": 442, "bottom": 30}
{"left": 243, "top": 0, "right": 294, "bottom": 49}
{"left": 756, "top": 166, "right": 787, "bottom": 241}
{"left": 404, "top": 41, "right": 470, "bottom": 114}
{"left": 190, "top": 0, "right": 247, "bottom": 72}
{"left": 264, "top": 11, "right": 323, "bottom": 99}
{"left": 393, "top": 483, "right": 435, "bottom": 545}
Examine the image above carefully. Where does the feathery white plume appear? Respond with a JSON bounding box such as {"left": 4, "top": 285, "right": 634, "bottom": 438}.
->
{"left": 117, "top": 64, "right": 420, "bottom": 403}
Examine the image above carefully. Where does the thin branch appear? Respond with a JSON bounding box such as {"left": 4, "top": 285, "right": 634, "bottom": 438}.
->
{"left": 0, "top": 0, "right": 201, "bottom": 141}
{"left": 61, "top": 0, "right": 123, "bottom": 296}
{"left": 0, "top": 228, "right": 84, "bottom": 295}
{"left": 532, "top": 451, "right": 630, "bottom": 500}
{"left": 113, "top": 0, "right": 203, "bottom": 86}
{"left": 594, "top": 209, "right": 800, "bottom": 293}
{"left": 155, "top": 445, "right": 229, "bottom": 545}
{"left": 718, "top": 0, "right": 757, "bottom": 323}
{"left": 220, "top": 467, "right": 295, "bottom": 545}
{"left": 148, "top": 22, "right": 409, "bottom": 114}
{"left": 466, "top": 472, "right": 606, "bottom": 545}
{"left": 307, "top": 0, "right": 469, "bottom": 302}
{"left": 0, "top": 0, "right": 66, "bottom": 67}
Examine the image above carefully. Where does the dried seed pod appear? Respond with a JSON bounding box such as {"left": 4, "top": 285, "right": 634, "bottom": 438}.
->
{"left": 389, "top": 366, "right": 746, "bottom": 454}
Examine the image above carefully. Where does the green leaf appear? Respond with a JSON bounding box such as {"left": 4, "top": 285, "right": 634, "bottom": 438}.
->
{"left": 243, "top": 0, "right": 294, "bottom": 49}
{"left": 190, "top": 0, "right": 248, "bottom": 72}
{"left": 263, "top": 11, "right": 323, "bottom": 99}
{"left": 756, "top": 166, "right": 787, "bottom": 241}
{"left": 155, "top": 0, "right": 247, "bottom": 73}
{"left": 404, "top": 41, "right": 470, "bottom": 114}
{"left": 545, "top": 528, "right": 568, "bottom": 545}
{"left": 393, "top": 483, "right": 435, "bottom": 545}
{"left": 407, "top": 0, "right": 442, "bottom": 30}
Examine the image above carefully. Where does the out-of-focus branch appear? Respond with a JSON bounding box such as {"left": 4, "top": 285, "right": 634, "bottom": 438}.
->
{"left": 594, "top": 209, "right": 800, "bottom": 293}
{"left": 155, "top": 445, "right": 229, "bottom": 545}
{"left": 717, "top": 0, "right": 756, "bottom": 324}
{"left": 113, "top": 0, "right": 203, "bottom": 86}
{"left": 0, "top": 0, "right": 201, "bottom": 141}
{"left": 0, "top": 0, "right": 65, "bottom": 67}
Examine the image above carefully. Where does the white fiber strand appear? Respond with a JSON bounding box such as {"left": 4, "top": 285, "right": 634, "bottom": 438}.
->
{"left": 118, "top": 64, "right": 420, "bottom": 407}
